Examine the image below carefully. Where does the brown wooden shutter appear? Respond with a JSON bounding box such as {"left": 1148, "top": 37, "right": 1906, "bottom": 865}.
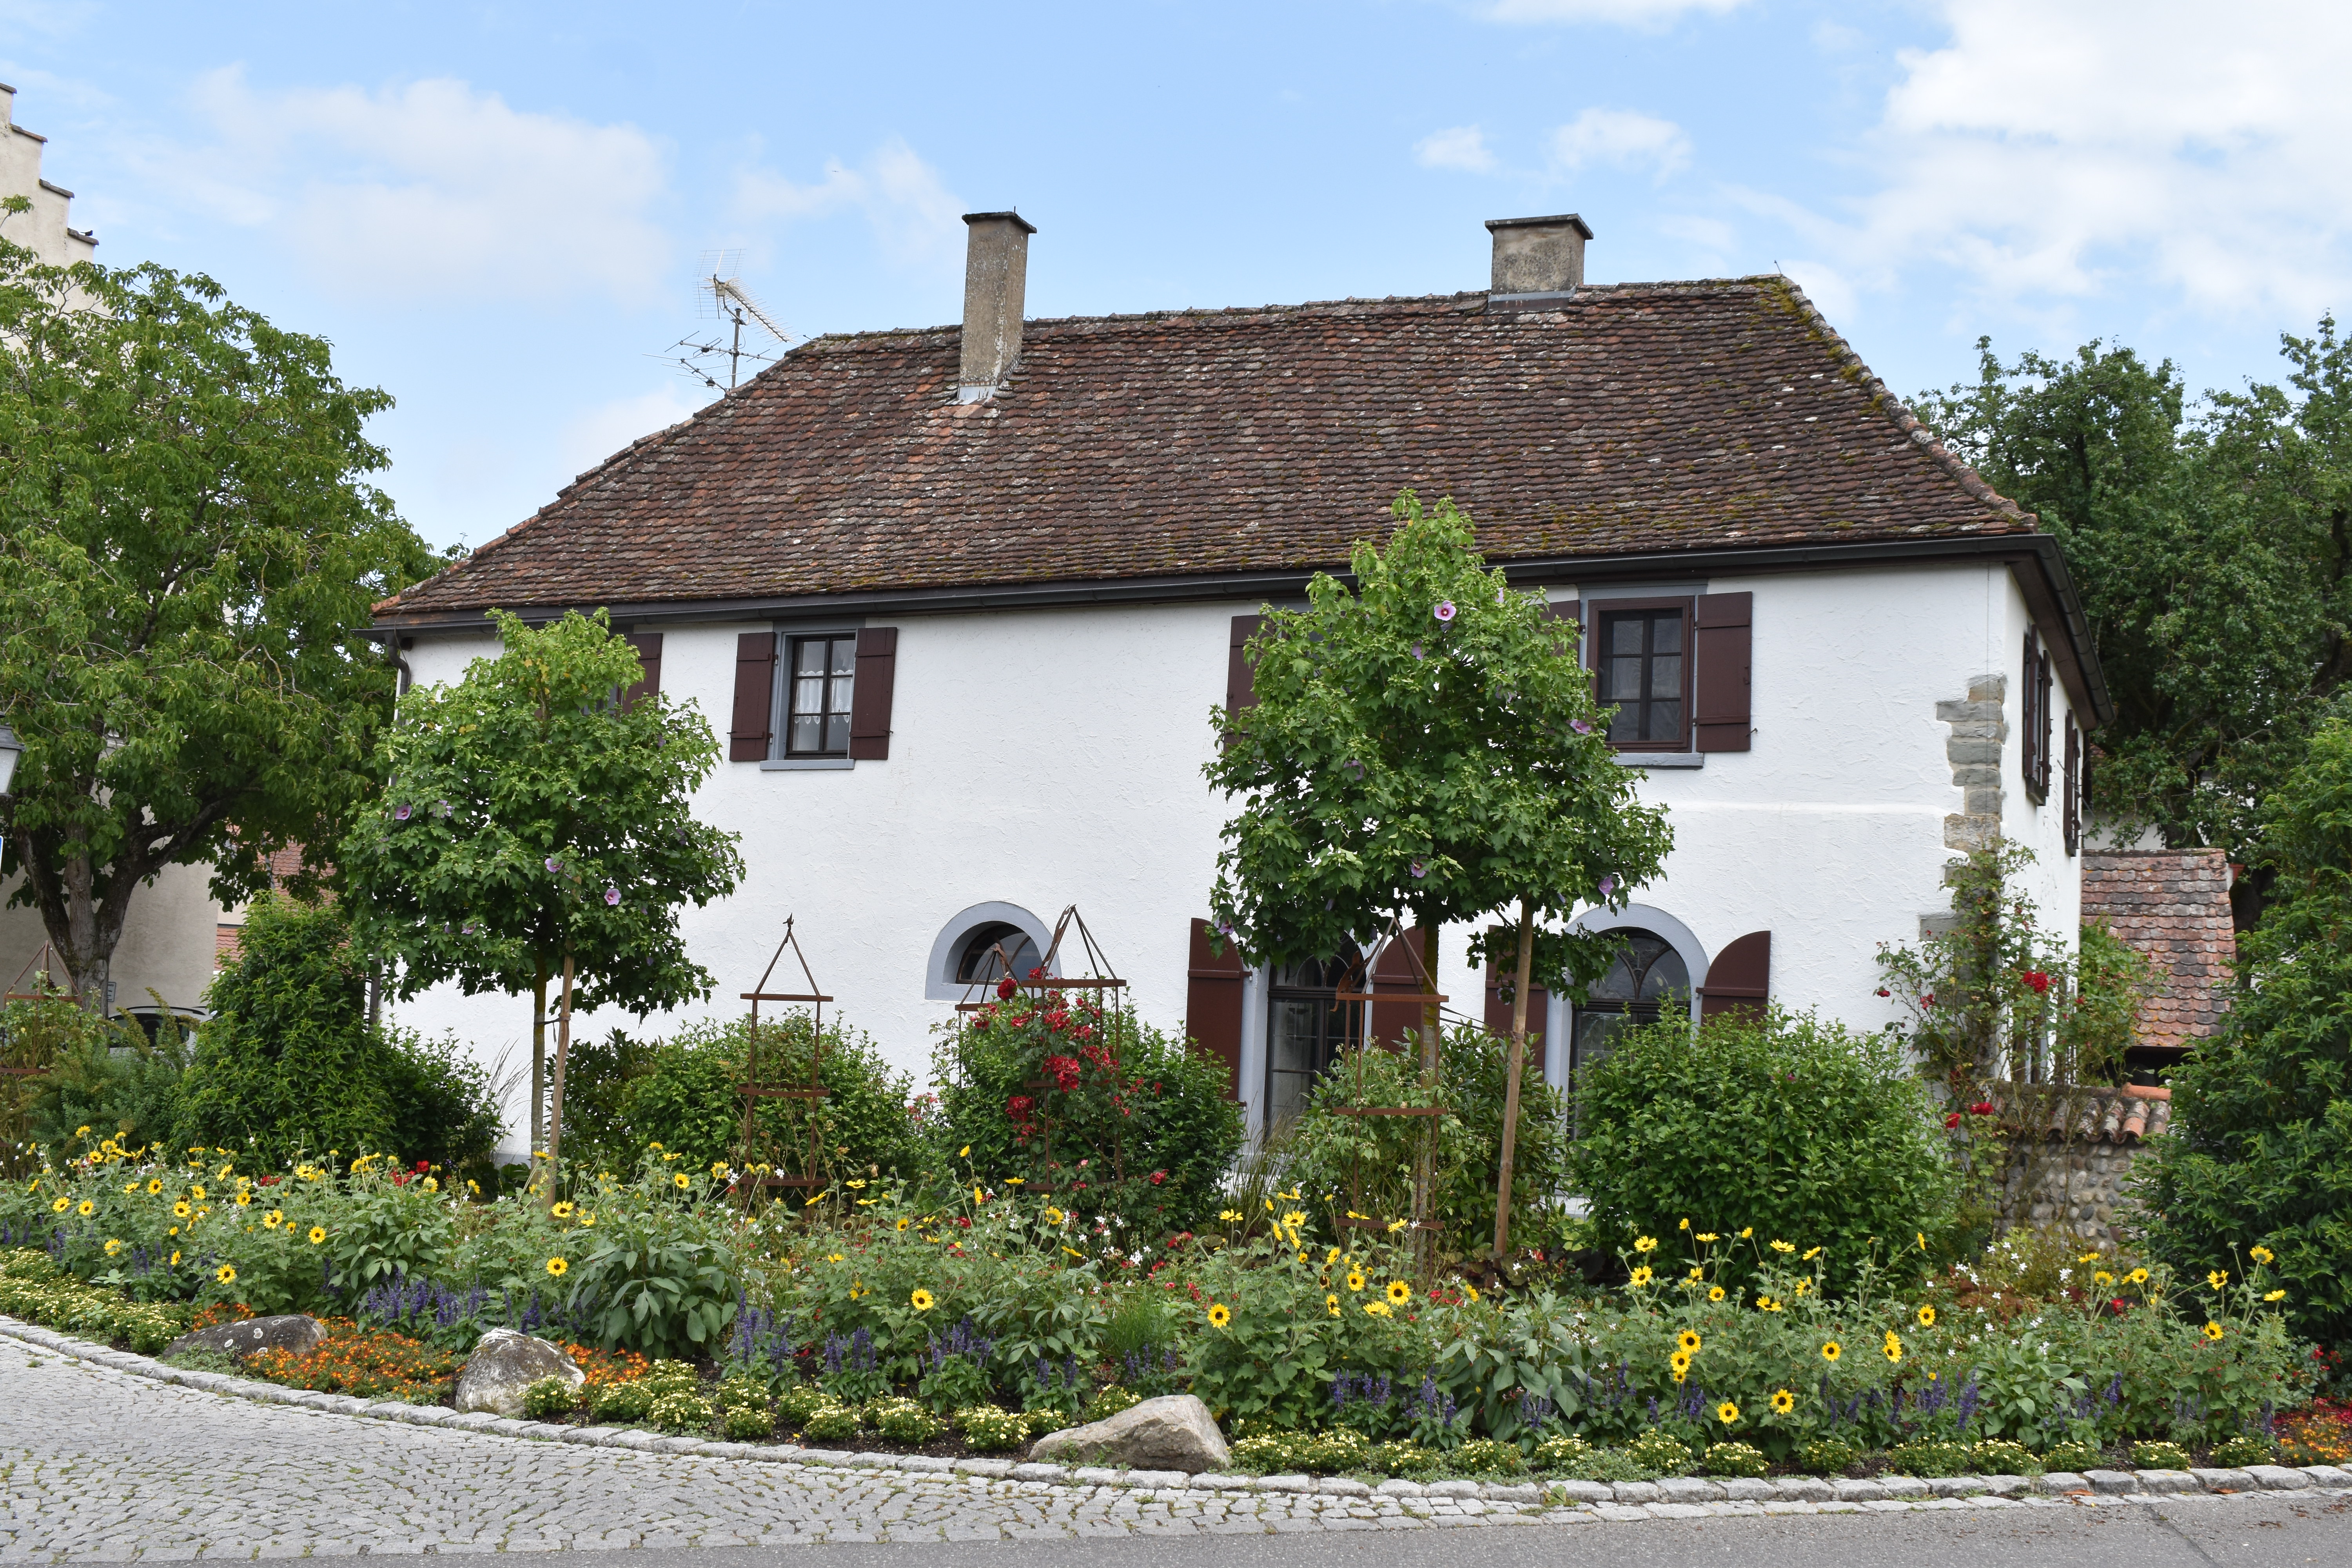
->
{"left": 1699, "top": 930, "right": 1770, "bottom": 1023}
{"left": 621, "top": 633, "right": 663, "bottom": 711}
{"left": 848, "top": 627, "right": 898, "bottom": 760}
{"left": 2021, "top": 631, "right": 2043, "bottom": 799}
{"left": 728, "top": 631, "right": 775, "bottom": 762}
{"left": 1223, "top": 614, "right": 1264, "bottom": 747}
{"left": 2063, "top": 718, "right": 2081, "bottom": 857}
{"left": 1693, "top": 592, "right": 1752, "bottom": 753}
{"left": 1481, "top": 928, "right": 1549, "bottom": 1076}
{"left": 2036, "top": 646, "right": 2054, "bottom": 799}
{"left": 1369, "top": 928, "right": 1429, "bottom": 1049}
{"left": 1186, "top": 919, "right": 1249, "bottom": 1100}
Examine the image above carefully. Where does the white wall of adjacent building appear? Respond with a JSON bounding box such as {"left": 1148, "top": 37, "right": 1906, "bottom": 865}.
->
{"left": 391, "top": 557, "right": 2092, "bottom": 1164}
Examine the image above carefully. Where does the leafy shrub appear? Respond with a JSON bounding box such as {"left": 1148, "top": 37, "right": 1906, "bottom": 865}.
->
{"left": 172, "top": 896, "right": 392, "bottom": 1166}
{"left": 377, "top": 1030, "right": 504, "bottom": 1178}
{"left": 722, "top": 1404, "right": 773, "bottom": 1441}
{"left": 523, "top": 1376, "right": 582, "bottom": 1419}
{"left": 800, "top": 1400, "right": 860, "bottom": 1443}
{"left": 1553, "top": 1447, "right": 1656, "bottom": 1483}
{"left": 713, "top": 1374, "right": 771, "bottom": 1438}
{"left": 1530, "top": 1434, "right": 1593, "bottom": 1472}
{"left": 931, "top": 1002, "right": 1241, "bottom": 1233}
{"left": 959, "top": 1405, "right": 1031, "bottom": 1452}
{"left": 1565, "top": 1005, "right": 1958, "bottom": 1291}
{"left": 564, "top": 1015, "right": 926, "bottom": 1185}
{"left": 2131, "top": 1440, "right": 2191, "bottom": 1471}
{"left": 870, "top": 1396, "right": 942, "bottom": 1444}
{"left": 2137, "top": 715, "right": 2352, "bottom": 1349}
{"left": 0, "top": 1251, "right": 187, "bottom": 1352}
{"left": 1368, "top": 1440, "right": 1440, "bottom": 1477}
{"left": 590, "top": 1379, "right": 653, "bottom": 1422}
{"left": 1968, "top": 1439, "right": 2036, "bottom": 1475}
{"left": 1886, "top": 1439, "right": 1971, "bottom": 1477}
{"left": 1801, "top": 1437, "right": 1860, "bottom": 1475}
{"left": 649, "top": 1388, "right": 714, "bottom": 1433}
{"left": 17, "top": 1001, "right": 189, "bottom": 1168}
{"left": 776, "top": 1383, "right": 829, "bottom": 1427}
{"left": 2040, "top": 1439, "right": 2101, "bottom": 1472}
{"left": 1703, "top": 1442, "right": 1770, "bottom": 1478}
{"left": 1625, "top": 1430, "right": 1695, "bottom": 1475}
{"left": 560, "top": 1160, "right": 741, "bottom": 1357}
{"left": 1450, "top": 1437, "right": 1526, "bottom": 1476}
{"left": 1082, "top": 1384, "right": 1140, "bottom": 1424}
{"left": 2208, "top": 1434, "right": 2274, "bottom": 1468}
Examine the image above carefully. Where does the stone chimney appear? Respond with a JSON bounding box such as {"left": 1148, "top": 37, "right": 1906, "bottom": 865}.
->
{"left": 958, "top": 211, "right": 1036, "bottom": 401}
{"left": 1485, "top": 214, "right": 1592, "bottom": 309}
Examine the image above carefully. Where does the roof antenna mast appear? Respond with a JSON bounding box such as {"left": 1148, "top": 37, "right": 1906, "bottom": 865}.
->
{"left": 657, "top": 250, "right": 794, "bottom": 391}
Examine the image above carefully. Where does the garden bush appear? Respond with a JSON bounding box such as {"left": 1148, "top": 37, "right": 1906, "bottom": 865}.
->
{"left": 1886, "top": 1438, "right": 1972, "bottom": 1477}
{"left": 2040, "top": 1439, "right": 2101, "bottom": 1472}
{"left": 1082, "top": 1384, "right": 1140, "bottom": 1423}
{"left": 2137, "top": 713, "right": 2352, "bottom": 1351}
{"left": 1801, "top": 1437, "right": 1860, "bottom": 1475}
{"left": 649, "top": 1388, "right": 715, "bottom": 1433}
{"left": 590, "top": 1379, "right": 653, "bottom": 1423}
{"left": 776, "top": 1384, "right": 829, "bottom": 1428}
{"left": 1967, "top": 1438, "right": 2035, "bottom": 1474}
{"left": 1450, "top": 1437, "right": 1526, "bottom": 1476}
{"left": 1702, "top": 1441, "right": 1770, "bottom": 1478}
{"left": 930, "top": 996, "right": 1241, "bottom": 1234}
{"left": 523, "top": 1377, "right": 581, "bottom": 1419}
{"left": 958, "top": 1405, "right": 1030, "bottom": 1452}
{"left": 1367, "top": 1440, "right": 1440, "bottom": 1477}
{"left": 1624, "top": 1430, "right": 1695, "bottom": 1475}
{"left": 2131, "top": 1440, "right": 2191, "bottom": 1470}
{"left": 2208, "top": 1434, "right": 2274, "bottom": 1468}
{"left": 1564, "top": 1004, "right": 1958, "bottom": 1292}
{"left": 801, "top": 1401, "right": 860, "bottom": 1442}
{"left": 1530, "top": 1434, "right": 1591, "bottom": 1471}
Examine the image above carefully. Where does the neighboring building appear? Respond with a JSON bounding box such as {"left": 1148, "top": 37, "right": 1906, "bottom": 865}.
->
{"left": 0, "top": 86, "right": 230, "bottom": 1024}
{"left": 2082, "top": 848, "right": 2236, "bottom": 1079}
{"left": 374, "top": 212, "right": 2109, "bottom": 1155}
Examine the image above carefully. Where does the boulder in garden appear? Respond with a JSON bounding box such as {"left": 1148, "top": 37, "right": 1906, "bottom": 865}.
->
{"left": 454, "top": 1327, "right": 585, "bottom": 1417}
{"left": 1030, "top": 1393, "right": 1230, "bottom": 1472}
{"left": 163, "top": 1314, "right": 326, "bottom": 1361}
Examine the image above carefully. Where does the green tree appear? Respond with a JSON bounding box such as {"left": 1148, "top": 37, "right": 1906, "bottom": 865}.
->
{"left": 1203, "top": 491, "right": 1671, "bottom": 1258}
{"left": 0, "top": 230, "right": 440, "bottom": 1005}
{"left": 2135, "top": 707, "right": 2352, "bottom": 1349}
{"left": 1915, "top": 323, "right": 2352, "bottom": 882}
{"left": 343, "top": 610, "right": 743, "bottom": 1179}
{"left": 174, "top": 893, "right": 392, "bottom": 1165}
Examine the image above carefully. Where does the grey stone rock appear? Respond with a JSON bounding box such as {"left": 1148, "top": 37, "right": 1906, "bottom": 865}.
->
{"left": 162, "top": 1315, "right": 326, "bottom": 1362}
{"left": 1129, "top": 1469, "right": 1191, "bottom": 1489}
{"left": 1927, "top": 1477, "right": 1987, "bottom": 1497}
{"left": 2139, "top": 1470, "right": 2198, "bottom": 1494}
{"left": 1717, "top": 1479, "right": 1777, "bottom": 1501}
{"left": 1877, "top": 1475, "right": 1929, "bottom": 1499}
{"left": 2298, "top": 1465, "right": 2352, "bottom": 1486}
{"left": 1772, "top": 1477, "right": 1833, "bottom": 1501}
{"left": 2083, "top": 1469, "right": 2140, "bottom": 1495}
{"left": 1189, "top": 1472, "right": 1255, "bottom": 1490}
{"left": 1831, "top": 1479, "right": 1887, "bottom": 1503}
{"left": 452, "top": 1329, "right": 584, "bottom": 1419}
{"left": 1008, "top": 1462, "right": 1069, "bottom": 1483}
{"left": 1425, "top": 1480, "right": 1482, "bottom": 1498}
{"left": 1252, "top": 1474, "right": 1315, "bottom": 1493}
{"left": 1374, "top": 1479, "right": 1426, "bottom": 1497}
{"left": 2036, "top": 1472, "right": 2090, "bottom": 1494}
{"left": 1977, "top": 1475, "right": 2031, "bottom": 1497}
{"left": 1316, "top": 1478, "right": 1374, "bottom": 1497}
{"left": 1071, "top": 1465, "right": 1122, "bottom": 1486}
{"left": 1484, "top": 1483, "right": 1541, "bottom": 1503}
{"left": 1028, "top": 1393, "right": 1230, "bottom": 1474}
{"left": 1655, "top": 1477, "right": 1726, "bottom": 1503}
{"left": 2245, "top": 1465, "right": 2312, "bottom": 1490}
{"left": 953, "top": 1458, "right": 1016, "bottom": 1478}
{"left": 2190, "top": 1467, "right": 2252, "bottom": 1492}
{"left": 1548, "top": 1480, "right": 1612, "bottom": 1504}
{"left": 1611, "top": 1481, "right": 1663, "bottom": 1504}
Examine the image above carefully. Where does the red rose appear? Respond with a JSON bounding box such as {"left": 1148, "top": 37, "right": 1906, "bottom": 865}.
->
{"left": 1875, "top": 988, "right": 1891, "bottom": 998}
{"left": 1970, "top": 1102, "right": 1995, "bottom": 1116}
{"left": 997, "top": 976, "right": 1018, "bottom": 1000}
{"left": 1149, "top": 1170, "right": 1167, "bottom": 1185}
{"left": 1945, "top": 1111, "right": 1962, "bottom": 1129}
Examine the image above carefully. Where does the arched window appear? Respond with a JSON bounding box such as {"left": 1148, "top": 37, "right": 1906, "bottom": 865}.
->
{"left": 1570, "top": 929, "right": 1689, "bottom": 1075}
{"left": 1265, "top": 951, "right": 1363, "bottom": 1127}
{"left": 955, "top": 922, "right": 1043, "bottom": 985}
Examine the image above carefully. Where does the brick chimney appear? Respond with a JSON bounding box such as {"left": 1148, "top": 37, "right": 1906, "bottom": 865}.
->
{"left": 958, "top": 211, "right": 1036, "bottom": 402}
{"left": 1485, "top": 214, "right": 1592, "bottom": 309}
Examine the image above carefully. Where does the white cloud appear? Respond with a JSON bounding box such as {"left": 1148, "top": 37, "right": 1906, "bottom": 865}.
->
{"left": 1482, "top": 0, "right": 1743, "bottom": 22}
{"left": 557, "top": 384, "right": 708, "bottom": 480}
{"left": 1772, "top": 0, "right": 2352, "bottom": 321}
{"left": 1548, "top": 108, "right": 1691, "bottom": 181}
{"left": 1415, "top": 125, "right": 1497, "bottom": 173}
{"left": 733, "top": 138, "right": 964, "bottom": 272}
{"left": 169, "top": 70, "right": 671, "bottom": 308}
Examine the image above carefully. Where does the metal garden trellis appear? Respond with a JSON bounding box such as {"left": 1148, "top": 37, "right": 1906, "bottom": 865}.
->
{"left": 1326, "top": 916, "right": 1451, "bottom": 1264}
{"left": 954, "top": 904, "right": 1126, "bottom": 1196}
{"left": 734, "top": 916, "right": 835, "bottom": 1203}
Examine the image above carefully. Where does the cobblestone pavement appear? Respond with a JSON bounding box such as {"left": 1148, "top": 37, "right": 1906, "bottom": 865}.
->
{"left": 1, "top": 1331, "right": 2343, "bottom": 1561}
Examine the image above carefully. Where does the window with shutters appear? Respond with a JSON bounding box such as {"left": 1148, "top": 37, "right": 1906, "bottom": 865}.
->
{"left": 1265, "top": 951, "right": 1363, "bottom": 1127}
{"left": 782, "top": 634, "right": 857, "bottom": 757}
{"left": 2063, "top": 718, "right": 2082, "bottom": 857}
{"left": 1595, "top": 600, "right": 1691, "bottom": 750}
{"left": 2021, "top": 630, "right": 2053, "bottom": 803}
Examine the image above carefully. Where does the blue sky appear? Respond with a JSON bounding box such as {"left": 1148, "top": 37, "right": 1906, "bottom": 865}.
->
{"left": 4, "top": 0, "right": 2344, "bottom": 553}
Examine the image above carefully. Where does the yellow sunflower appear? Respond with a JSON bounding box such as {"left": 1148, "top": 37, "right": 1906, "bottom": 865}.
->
{"left": 1629, "top": 1265, "right": 1654, "bottom": 1287}
{"left": 2127, "top": 1267, "right": 2149, "bottom": 1285}
{"left": 1386, "top": 1279, "right": 1412, "bottom": 1306}
{"left": 672, "top": 1172, "right": 691, "bottom": 1190}
{"left": 169, "top": 1250, "right": 181, "bottom": 1266}
{"left": 2265, "top": 1289, "right": 2287, "bottom": 1302}
{"left": 1708, "top": 1286, "right": 1726, "bottom": 1302}
{"left": 216, "top": 1264, "right": 237, "bottom": 1285}
{"left": 1045, "top": 1207, "right": 1065, "bottom": 1225}
{"left": 2249, "top": 1245, "right": 2275, "bottom": 1265}
{"left": 1364, "top": 1301, "right": 1391, "bottom": 1318}
{"left": 1633, "top": 1235, "right": 1658, "bottom": 1253}
{"left": 552, "top": 1201, "right": 575, "bottom": 1219}
{"left": 1677, "top": 1330, "right": 1702, "bottom": 1354}
{"left": 1716, "top": 1401, "right": 1740, "bottom": 1425}
{"left": 191, "top": 1185, "right": 205, "bottom": 1201}
{"left": 2203, "top": 1321, "right": 2225, "bottom": 1341}
{"left": 173, "top": 1201, "right": 192, "bottom": 1218}
{"left": 1916, "top": 1305, "right": 1936, "bottom": 1327}
{"left": 50, "top": 1197, "right": 68, "bottom": 1213}
{"left": 308, "top": 1226, "right": 327, "bottom": 1245}
{"left": 1821, "top": 1340, "right": 1842, "bottom": 1363}
{"left": 1207, "top": 1303, "right": 1232, "bottom": 1328}
{"left": 1326, "top": 1294, "right": 1341, "bottom": 1318}
{"left": 2207, "top": 1270, "right": 2228, "bottom": 1290}
{"left": 1669, "top": 1350, "right": 1691, "bottom": 1376}
{"left": 1883, "top": 1332, "right": 1904, "bottom": 1364}
{"left": 76, "top": 1199, "right": 94, "bottom": 1216}
{"left": 546, "top": 1256, "right": 568, "bottom": 1278}
{"left": 104, "top": 1238, "right": 122, "bottom": 1256}
{"left": 147, "top": 1178, "right": 163, "bottom": 1195}
{"left": 264, "top": 1210, "right": 284, "bottom": 1229}
{"left": 1347, "top": 1271, "right": 1366, "bottom": 1293}
{"left": 1770, "top": 1388, "right": 1796, "bottom": 1415}
{"left": 895, "top": 1217, "right": 912, "bottom": 1232}
{"left": 911, "top": 1289, "right": 935, "bottom": 1310}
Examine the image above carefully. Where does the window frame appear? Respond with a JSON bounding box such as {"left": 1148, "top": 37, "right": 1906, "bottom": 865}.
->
{"left": 1262, "top": 952, "right": 1364, "bottom": 1128}
{"left": 776, "top": 630, "right": 861, "bottom": 766}
{"left": 1586, "top": 595, "right": 1695, "bottom": 753}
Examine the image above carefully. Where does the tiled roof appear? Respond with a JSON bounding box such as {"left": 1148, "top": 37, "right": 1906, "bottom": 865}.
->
{"left": 2082, "top": 849, "right": 2236, "bottom": 1051}
{"left": 1998, "top": 1084, "right": 2173, "bottom": 1143}
{"left": 377, "top": 277, "right": 2033, "bottom": 621}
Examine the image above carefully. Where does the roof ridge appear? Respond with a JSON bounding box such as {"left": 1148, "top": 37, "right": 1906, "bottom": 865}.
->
{"left": 1759, "top": 276, "right": 2032, "bottom": 530}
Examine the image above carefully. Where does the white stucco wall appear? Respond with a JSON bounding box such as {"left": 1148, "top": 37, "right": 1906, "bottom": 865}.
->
{"left": 0, "top": 862, "right": 230, "bottom": 1014}
{"left": 391, "top": 561, "right": 2094, "bottom": 1161}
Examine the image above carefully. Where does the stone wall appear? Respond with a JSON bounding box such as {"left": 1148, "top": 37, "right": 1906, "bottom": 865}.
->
{"left": 1995, "top": 1085, "right": 2171, "bottom": 1244}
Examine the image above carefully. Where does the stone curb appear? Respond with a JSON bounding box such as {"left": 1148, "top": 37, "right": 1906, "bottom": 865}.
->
{"left": 4, "top": 1316, "right": 2341, "bottom": 1521}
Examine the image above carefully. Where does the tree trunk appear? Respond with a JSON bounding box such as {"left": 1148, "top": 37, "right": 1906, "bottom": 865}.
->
{"left": 544, "top": 947, "right": 575, "bottom": 1210}
{"left": 1491, "top": 900, "right": 1535, "bottom": 1263}
{"left": 530, "top": 965, "right": 548, "bottom": 1161}
{"left": 1412, "top": 922, "right": 1440, "bottom": 1274}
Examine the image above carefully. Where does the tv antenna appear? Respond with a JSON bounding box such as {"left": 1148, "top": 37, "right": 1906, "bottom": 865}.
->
{"left": 658, "top": 250, "right": 793, "bottom": 392}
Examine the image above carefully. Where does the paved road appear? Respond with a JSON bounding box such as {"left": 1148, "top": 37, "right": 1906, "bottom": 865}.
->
{"left": 0, "top": 1336, "right": 2343, "bottom": 1564}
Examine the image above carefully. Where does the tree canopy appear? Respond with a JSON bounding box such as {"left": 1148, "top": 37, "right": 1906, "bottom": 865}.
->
{"left": 1916, "top": 319, "right": 2352, "bottom": 887}
{"left": 0, "top": 235, "right": 440, "bottom": 1002}
{"left": 342, "top": 610, "right": 743, "bottom": 1165}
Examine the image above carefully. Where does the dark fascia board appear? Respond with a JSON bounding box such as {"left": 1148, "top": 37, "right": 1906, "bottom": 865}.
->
{"left": 370, "top": 531, "right": 2113, "bottom": 726}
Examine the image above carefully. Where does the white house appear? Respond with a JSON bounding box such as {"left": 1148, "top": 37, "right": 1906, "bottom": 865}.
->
{"left": 373, "top": 212, "right": 2108, "bottom": 1160}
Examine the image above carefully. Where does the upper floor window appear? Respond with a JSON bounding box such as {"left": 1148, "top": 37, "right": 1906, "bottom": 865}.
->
{"left": 1599, "top": 605, "right": 1688, "bottom": 748}
{"left": 785, "top": 634, "right": 857, "bottom": 757}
